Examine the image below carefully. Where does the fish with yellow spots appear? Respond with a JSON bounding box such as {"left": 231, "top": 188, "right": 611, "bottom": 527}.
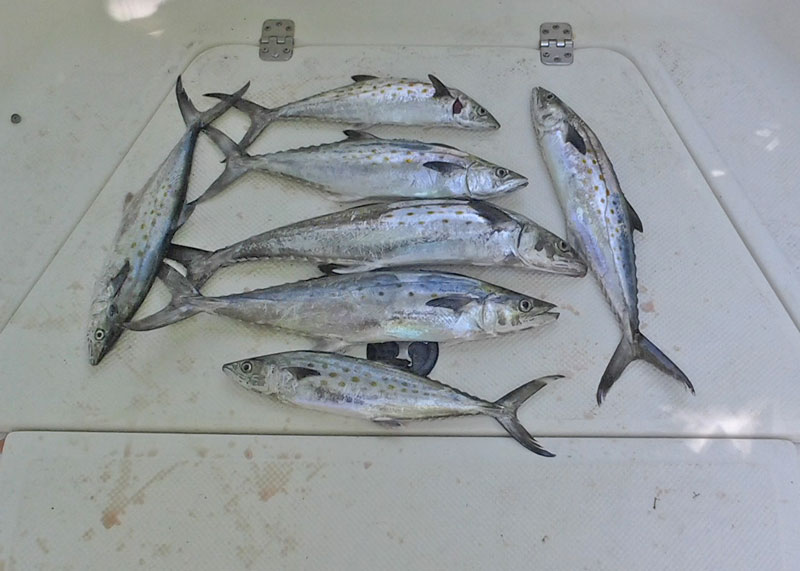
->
{"left": 206, "top": 74, "right": 500, "bottom": 148}
{"left": 168, "top": 198, "right": 586, "bottom": 288}
{"left": 86, "top": 77, "right": 249, "bottom": 365}
{"left": 125, "top": 264, "right": 558, "bottom": 351}
{"left": 531, "top": 87, "right": 694, "bottom": 404}
{"left": 187, "top": 128, "right": 526, "bottom": 206}
{"left": 223, "top": 350, "right": 563, "bottom": 457}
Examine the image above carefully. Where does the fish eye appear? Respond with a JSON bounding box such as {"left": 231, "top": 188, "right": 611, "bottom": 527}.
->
{"left": 494, "top": 167, "right": 509, "bottom": 178}
{"left": 546, "top": 93, "right": 555, "bottom": 101}
{"left": 240, "top": 361, "right": 253, "bottom": 374}
{"left": 556, "top": 239, "right": 570, "bottom": 252}
{"left": 476, "top": 107, "right": 486, "bottom": 116}
{"left": 519, "top": 299, "right": 534, "bottom": 313}
{"left": 94, "top": 328, "right": 106, "bottom": 341}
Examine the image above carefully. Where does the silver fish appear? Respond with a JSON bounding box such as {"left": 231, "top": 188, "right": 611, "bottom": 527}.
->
{"left": 224, "top": 350, "right": 563, "bottom": 457}
{"left": 86, "top": 78, "right": 249, "bottom": 365}
{"left": 126, "top": 264, "right": 558, "bottom": 350}
{"left": 208, "top": 74, "right": 500, "bottom": 148}
{"left": 531, "top": 87, "right": 694, "bottom": 403}
{"left": 169, "top": 199, "right": 587, "bottom": 288}
{"left": 190, "top": 128, "right": 527, "bottom": 206}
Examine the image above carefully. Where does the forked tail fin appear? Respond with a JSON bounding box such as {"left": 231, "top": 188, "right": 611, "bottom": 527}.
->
{"left": 124, "top": 263, "right": 205, "bottom": 331}
{"left": 203, "top": 93, "right": 277, "bottom": 147}
{"left": 492, "top": 375, "right": 564, "bottom": 457}
{"left": 597, "top": 332, "right": 695, "bottom": 405}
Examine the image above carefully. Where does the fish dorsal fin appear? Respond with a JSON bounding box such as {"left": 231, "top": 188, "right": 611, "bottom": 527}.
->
{"left": 110, "top": 260, "right": 131, "bottom": 296}
{"left": 286, "top": 366, "right": 321, "bottom": 380}
{"left": 426, "top": 295, "right": 476, "bottom": 312}
{"left": 428, "top": 74, "right": 452, "bottom": 98}
{"left": 343, "top": 129, "right": 380, "bottom": 141}
{"left": 423, "top": 161, "right": 466, "bottom": 175}
{"left": 351, "top": 75, "right": 378, "bottom": 83}
{"left": 623, "top": 195, "right": 643, "bottom": 232}
{"left": 565, "top": 123, "right": 587, "bottom": 155}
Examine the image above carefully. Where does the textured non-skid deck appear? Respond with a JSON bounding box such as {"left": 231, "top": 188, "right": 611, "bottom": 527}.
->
{"left": 0, "top": 432, "right": 798, "bottom": 570}
{"left": 0, "top": 45, "right": 798, "bottom": 438}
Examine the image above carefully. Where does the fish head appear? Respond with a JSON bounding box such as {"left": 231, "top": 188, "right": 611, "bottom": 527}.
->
{"left": 465, "top": 161, "right": 528, "bottom": 198}
{"left": 223, "top": 356, "right": 283, "bottom": 394}
{"left": 480, "top": 292, "right": 559, "bottom": 335}
{"left": 516, "top": 223, "right": 587, "bottom": 277}
{"left": 450, "top": 89, "right": 501, "bottom": 130}
{"left": 531, "top": 87, "right": 570, "bottom": 136}
{"left": 87, "top": 298, "right": 124, "bottom": 366}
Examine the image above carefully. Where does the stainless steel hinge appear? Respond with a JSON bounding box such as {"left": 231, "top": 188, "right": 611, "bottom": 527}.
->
{"left": 260, "top": 19, "right": 294, "bottom": 61}
{"left": 540, "top": 23, "right": 573, "bottom": 65}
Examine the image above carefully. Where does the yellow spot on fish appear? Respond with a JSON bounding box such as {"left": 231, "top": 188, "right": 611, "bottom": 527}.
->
{"left": 339, "top": 381, "right": 346, "bottom": 387}
{"left": 405, "top": 158, "right": 413, "bottom": 163}
{"left": 418, "top": 220, "right": 424, "bottom": 225}
{"left": 131, "top": 242, "right": 137, "bottom": 248}
{"left": 330, "top": 372, "right": 338, "bottom": 378}
{"left": 587, "top": 168, "right": 593, "bottom": 174}
{"left": 351, "top": 376, "right": 361, "bottom": 383}
{"left": 582, "top": 159, "right": 587, "bottom": 164}
{"left": 422, "top": 88, "right": 429, "bottom": 94}
{"left": 366, "top": 155, "right": 373, "bottom": 160}
{"left": 594, "top": 185, "right": 599, "bottom": 191}
{"left": 610, "top": 209, "right": 615, "bottom": 214}
{"left": 387, "top": 384, "right": 396, "bottom": 390}
{"left": 592, "top": 159, "right": 598, "bottom": 165}
{"left": 397, "top": 86, "right": 403, "bottom": 90}
{"left": 597, "top": 209, "right": 602, "bottom": 214}
{"left": 380, "top": 89, "right": 385, "bottom": 94}
{"left": 455, "top": 211, "right": 464, "bottom": 215}
{"left": 605, "top": 189, "right": 610, "bottom": 197}
{"left": 427, "top": 211, "right": 435, "bottom": 214}
{"left": 385, "top": 214, "right": 394, "bottom": 218}
{"left": 370, "top": 381, "right": 377, "bottom": 387}
{"left": 599, "top": 175, "right": 605, "bottom": 181}
{"left": 140, "top": 223, "right": 146, "bottom": 230}
{"left": 407, "top": 212, "right": 415, "bottom": 216}
{"left": 384, "top": 156, "right": 390, "bottom": 161}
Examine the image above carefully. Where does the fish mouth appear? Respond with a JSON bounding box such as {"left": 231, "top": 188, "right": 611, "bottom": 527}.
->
{"left": 222, "top": 363, "right": 236, "bottom": 375}
{"left": 529, "top": 310, "right": 559, "bottom": 328}
{"left": 501, "top": 175, "right": 529, "bottom": 195}
{"left": 557, "top": 259, "right": 588, "bottom": 278}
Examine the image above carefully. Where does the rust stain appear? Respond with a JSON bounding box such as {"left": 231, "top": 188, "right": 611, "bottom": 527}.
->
{"left": 641, "top": 300, "right": 656, "bottom": 313}
{"left": 101, "top": 450, "right": 185, "bottom": 529}
{"left": 244, "top": 448, "right": 253, "bottom": 460}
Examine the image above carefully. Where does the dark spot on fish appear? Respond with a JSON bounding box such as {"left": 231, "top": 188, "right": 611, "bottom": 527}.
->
{"left": 370, "top": 381, "right": 378, "bottom": 387}
{"left": 442, "top": 219, "right": 449, "bottom": 223}
{"left": 387, "top": 384, "right": 396, "bottom": 390}
{"left": 378, "top": 291, "right": 384, "bottom": 296}
{"left": 351, "top": 376, "right": 361, "bottom": 383}
{"left": 343, "top": 367, "right": 350, "bottom": 373}
{"left": 401, "top": 388, "right": 407, "bottom": 392}
{"left": 412, "top": 390, "right": 419, "bottom": 394}
{"left": 407, "top": 212, "right": 415, "bottom": 216}
{"left": 329, "top": 372, "right": 338, "bottom": 378}
{"left": 408, "top": 292, "right": 414, "bottom": 297}
{"left": 338, "top": 381, "right": 346, "bottom": 387}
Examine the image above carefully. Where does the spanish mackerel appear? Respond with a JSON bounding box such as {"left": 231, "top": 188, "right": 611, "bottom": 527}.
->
{"left": 86, "top": 78, "right": 249, "bottom": 365}
{"left": 225, "top": 351, "right": 563, "bottom": 457}
{"left": 189, "top": 128, "right": 526, "bottom": 206}
{"left": 126, "top": 264, "right": 558, "bottom": 350}
{"left": 531, "top": 87, "right": 694, "bottom": 403}
{"left": 208, "top": 74, "right": 500, "bottom": 148}
{"left": 168, "top": 199, "right": 587, "bottom": 288}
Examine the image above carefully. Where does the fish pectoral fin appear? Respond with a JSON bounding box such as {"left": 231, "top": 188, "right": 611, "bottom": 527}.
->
{"left": 327, "top": 262, "right": 381, "bottom": 275}
{"left": 351, "top": 75, "right": 378, "bottom": 83}
{"left": 428, "top": 74, "right": 452, "bottom": 98}
{"left": 425, "top": 295, "right": 477, "bottom": 312}
{"left": 565, "top": 122, "right": 587, "bottom": 155}
{"left": 285, "top": 367, "right": 321, "bottom": 380}
{"left": 623, "top": 195, "right": 643, "bottom": 232}
{"left": 109, "top": 260, "right": 131, "bottom": 296}
{"left": 423, "top": 161, "right": 466, "bottom": 176}
{"left": 372, "top": 417, "right": 404, "bottom": 428}
{"left": 343, "top": 129, "right": 380, "bottom": 140}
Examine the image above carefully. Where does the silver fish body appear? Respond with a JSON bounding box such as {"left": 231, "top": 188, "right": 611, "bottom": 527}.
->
{"left": 193, "top": 128, "right": 527, "bottom": 205}
{"left": 169, "top": 199, "right": 586, "bottom": 288}
{"left": 224, "top": 350, "right": 563, "bottom": 456}
{"left": 86, "top": 78, "right": 249, "bottom": 365}
{"left": 126, "top": 265, "right": 558, "bottom": 350}
{"left": 531, "top": 87, "right": 693, "bottom": 403}
{"left": 208, "top": 74, "right": 500, "bottom": 148}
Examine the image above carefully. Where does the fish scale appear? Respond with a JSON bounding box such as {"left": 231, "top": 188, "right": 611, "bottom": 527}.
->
{"left": 224, "top": 350, "right": 564, "bottom": 457}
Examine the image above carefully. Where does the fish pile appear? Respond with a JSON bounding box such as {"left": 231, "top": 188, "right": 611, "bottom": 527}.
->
{"left": 88, "top": 72, "right": 694, "bottom": 457}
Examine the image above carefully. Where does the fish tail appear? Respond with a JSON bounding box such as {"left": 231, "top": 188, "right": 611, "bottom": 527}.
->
{"left": 492, "top": 375, "right": 564, "bottom": 457}
{"left": 204, "top": 92, "right": 277, "bottom": 147}
{"left": 124, "top": 263, "right": 205, "bottom": 331}
{"left": 597, "top": 332, "right": 695, "bottom": 404}
{"left": 187, "top": 126, "right": 254, "bottom": 207}
{"left": 176, "top": 77, "right": 250, "bottom": 131}
{"left": 167, "top": 244, "right": 226, "bottom": 289}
